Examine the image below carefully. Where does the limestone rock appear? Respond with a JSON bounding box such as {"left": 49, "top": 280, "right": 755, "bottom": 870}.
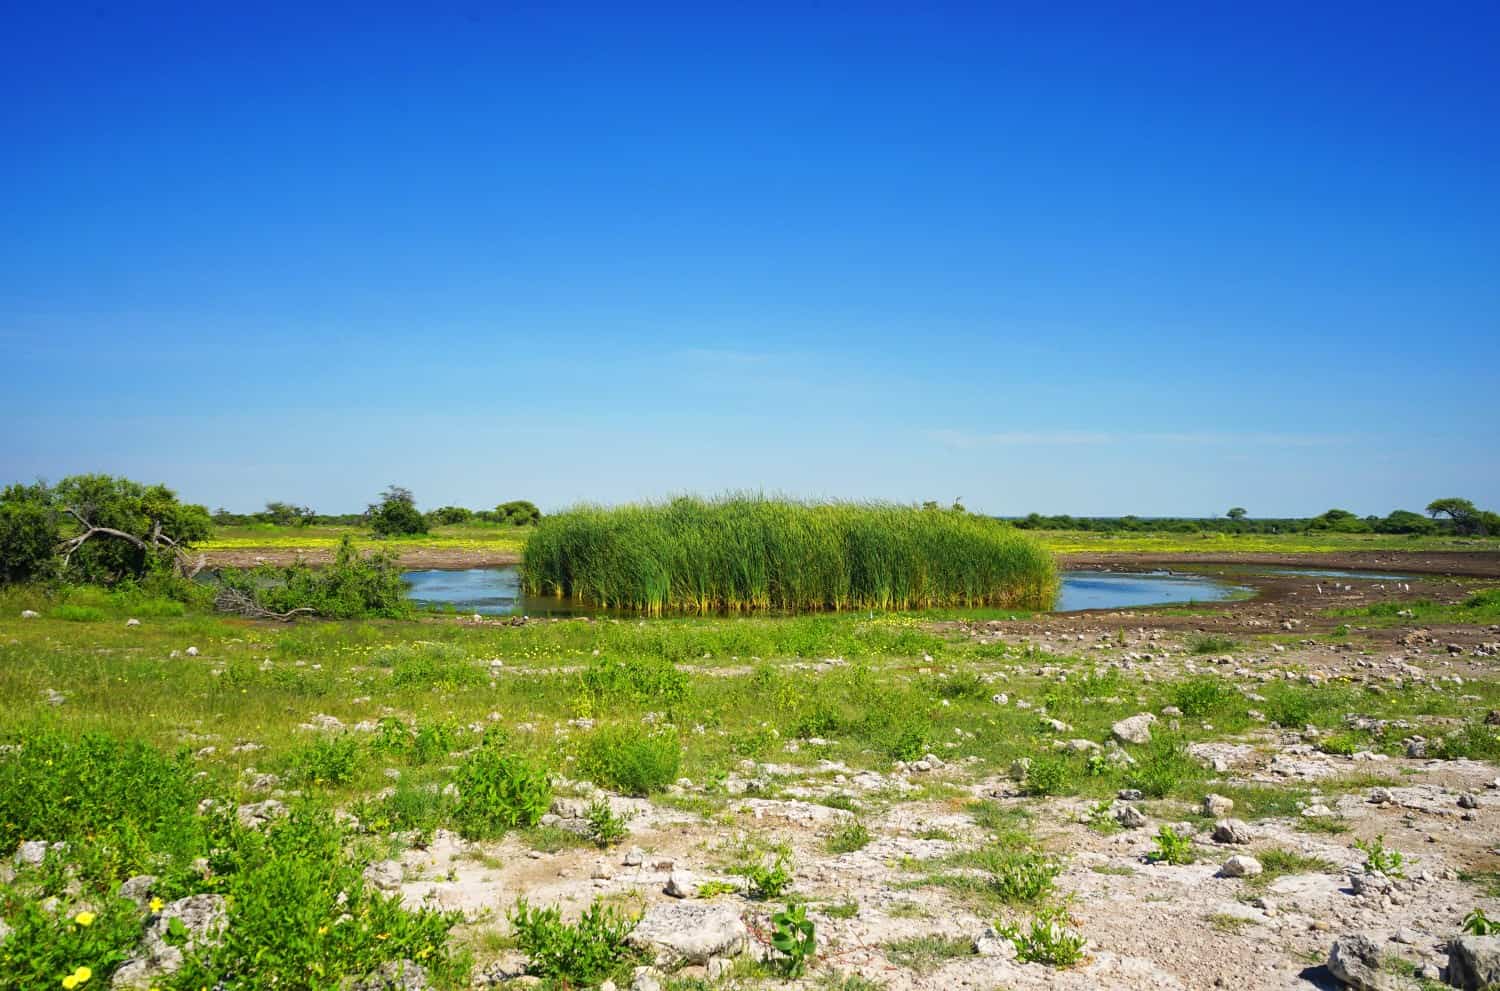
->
{"left": 111, "top": 894, "right": 226, "bottom": 989}
{"left": 1201, "top": 794, "right": 1235, "bottom": 817}
{"left": 1112, "top": 713, "right": 1156, "bottom": 746}
{"left": 626, "top": 901, "right": 747, "bottom": 964}
{"left": 1220, "top": 855, "right": 1262, "bottom": 878}
{"left": 664, "top": 869, "right": 696, "bottom": 898}
{"left": 1326, "top": 934, "right": 1399, "bottom": 991}
{"left": 1211, "top": 819, "right": 1253, "bottom": 845}
{"left": 1449, "top": 935, "right": 1500, "bottom": 990}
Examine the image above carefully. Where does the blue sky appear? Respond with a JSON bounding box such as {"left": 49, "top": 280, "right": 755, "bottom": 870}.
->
{"left": 3, "top": 2, "right": 1497, "bottom": 516}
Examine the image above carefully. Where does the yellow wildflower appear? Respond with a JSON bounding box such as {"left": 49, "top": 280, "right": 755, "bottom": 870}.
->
{"left": 61, "top": 965, "right": 92, "bottom": 988}
{"left": 73, "top": 911, "right": 96, "bottom": 927}
{"left": 149, "top": 897, "right": 164, "bottom": 913}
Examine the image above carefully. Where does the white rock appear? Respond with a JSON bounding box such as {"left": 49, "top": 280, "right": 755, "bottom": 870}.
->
{"left": 1112, "top": 713, "right": 1156, "bottom": 745}
{"left": 664, "top": 869, "right": 696, "bottom": 898}
{"left": 626, "top": 902, "right": 747, "bottom": 964}
{"left": 1220, "top": 855, "right": 1262, "bottom": 878}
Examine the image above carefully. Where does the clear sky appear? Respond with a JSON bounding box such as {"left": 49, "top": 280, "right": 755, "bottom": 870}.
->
{"left": 3, "top": 2, "right": 1497, "bottom": 517}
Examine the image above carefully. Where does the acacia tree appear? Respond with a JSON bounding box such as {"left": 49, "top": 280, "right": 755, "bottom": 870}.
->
{"left": 1226, "top": 507, "right": 1247, "bottom": 521}
{"left": 1426, "top": 497, "right": 1489, "bottom": 535}
{"left": 262, "top": 501, "right": 315, "bottom": 527}
{"left": 368, "top": 485, "right": 427, "bottom": 536}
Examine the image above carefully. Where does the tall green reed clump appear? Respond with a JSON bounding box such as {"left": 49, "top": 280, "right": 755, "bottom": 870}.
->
{"left": 522, "top": 496, "right": 1057, "bottom": 614}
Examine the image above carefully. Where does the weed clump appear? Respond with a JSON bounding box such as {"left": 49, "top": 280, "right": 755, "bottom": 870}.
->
{"left": 508, "top": 898, "right": 639, "bottom": 985}
{"left": 451, "top": 735, "right": 552, "bottom": 838}
{"left": 217, "top": 535, "right": 410, "bottom": 619}
{"left": 577, "top": 725, "right": 682, "bottom": 796}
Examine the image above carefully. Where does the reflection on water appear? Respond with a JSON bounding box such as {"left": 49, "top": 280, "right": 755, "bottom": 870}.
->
{"left": 402, "top": 566, "right": 1248, "bottom": 615}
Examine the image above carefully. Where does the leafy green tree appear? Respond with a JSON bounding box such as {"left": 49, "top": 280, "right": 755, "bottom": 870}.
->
{"left": 368, "top": 485, "right": 427, "bottom": 536}
{"left": 0, "top": 475, "right": 211, "bottom": 585}
{"left": 0, "top": 484, "right": 58, "bottom": 583}
{"left": 1427, "top": 497, "right": 1489, "bottom": 535}
{"left": 427, "top": 506, "right": 474, "bottom": 526}
{"left": 1307, "top": 508, "right": 1369, "bottom": 533}
{"left": 1377, "top": 509, "right": 1437, "bottom": 535}
{"left": 262, "top": 501, "right": 315, "bottom": 527}
{"left": 494, "top": 500, "right": 542, "bottom": 526}
{"left": 1226, "top": 507, "right": 1247, "bottom": 521}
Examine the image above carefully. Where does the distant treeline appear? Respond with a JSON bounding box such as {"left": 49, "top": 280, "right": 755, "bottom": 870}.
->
{"left": 210, "top": 498, "right": 542, "bottom": 530}
{"left": 1009, "top": 499, "right": 1497, "bottom": 536}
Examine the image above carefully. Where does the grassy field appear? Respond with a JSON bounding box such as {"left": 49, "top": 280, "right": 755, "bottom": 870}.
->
{"left": 4, "top": 580, "right": 1500, "bottom": 987}
{"left": 1031, "top": 529, "right": 1500, "bottom": 555}
{"left": 200, "top": 523, "right": 1499, "bottom": 563}
{"left": 201, "top": 523, "right": 532, "bottom": 556}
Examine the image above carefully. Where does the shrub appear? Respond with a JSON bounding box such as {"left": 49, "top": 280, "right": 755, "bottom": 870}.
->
{"left": 998, "top": 908, "right": 1086, "bottom": 967}
{"left": 521, "top": 495, "right": 1058, "bottom": 614}
{"left": 581, "top": 655, "right": 688, "bottom": 708}
{"left": 451, "top": 737, "right": 552, "bottom": 839}
{"left": 734, "top": 848, "right": 795, "bottom": 899}
{"left": 218, "top": 536, "right": 411, "bottom": 619}
{"left": 0, "top": 898, "right": 143, "bottom": 989}
{"left": 982, "top": 848, "right": 1059, "bottom": 903}
{"left": 585, "top": 799, "right": 635, "bottom": 847}
{"left": 285, "top": 735, "right": 363, "bottom": 787}
{"left": 509, "top": 898, "right": 638, "bottom": 985}
{"left": 179, "top": 808, "right": 465, "bottom": 989}
{"left": 368, "top": 485, "right": 427, "bottom": 536}
{"left": 825, "top": 820, "right": 872, "bottom": 854}
{"left": 1126, "top": 735, "right": 1200, "bottom": 798}
{"left": 1356, "top": 835, "right": 1405, "bottom": 877}
{"left": 1149, "top": 825, "right": 1196, "bottom": 865}
{"left": 577, "top": 725, "right": 682, "bottom": 796}
{"left": 0, "top": 730, "right": 209, "bottom": 880}
{"left": 1188, "top": 635, "right": 1239, "bottom": 655}
{"left": 1168, "top": 676, "right": 1241, "bottom": 718}
{"left": 0, "top": 497, "right": 57, "bottom": 583}
{"left": 1023, "top": 755, "right": 1072, "bottom": 797}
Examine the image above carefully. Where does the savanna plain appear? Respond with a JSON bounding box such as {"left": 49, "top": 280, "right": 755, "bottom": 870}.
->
{"left": 5, "top": 491, "right": 1500, "bottom": 991}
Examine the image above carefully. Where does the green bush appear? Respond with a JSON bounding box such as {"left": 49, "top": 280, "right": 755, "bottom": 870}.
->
{"left": 1023, "top": 755, "right": 1072, "bottom": 797}
{"left": 577, "top": 725, "right": 682, "bottom": 796}
{"left": 0, "top": 496, "right": 57, "bottom": 584}
{"left": 0, "top": 897, "right": 143, "bottom": 990}
{"left": 285, "top": 735, "right": 363, "bottom": 787}
{"left": 998, "top": 908, "right": 1086, "bottom": 967}
{"left": 1149, "top": 825, "right": 1196, "bottom": 865}
{"left": 1126, "top": 735, "right": 1201, "bottom": 798}
{"left": 218, "top": 536, "right": 411, "bottom": 619}
{"left": 521, "top": 495, "right": 1058, "bottom": 614}
{"left": 508, "top": 898, "right": 638, "bottom": 985}
{"left": 368, "top": 485, "right": 427, "bottom": 536}
{"left": 581, "top": 655, "right": 688, "bottom": 708}
{"left": 1168, "top": 676, "right": 1241, "bottom": 717}
{"left": 0, "top": 730, "right": 210, "bottom": 881}
{"left": 178, "top": 808, "right": 466, "bottom": 989}
{"left": 451, "top": 736, "right": 552, "bottom": 838}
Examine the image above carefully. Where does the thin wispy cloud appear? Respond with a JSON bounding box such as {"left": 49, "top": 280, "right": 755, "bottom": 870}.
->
{"left": 925, "top": 429, "right": 1350, "bottom": 450}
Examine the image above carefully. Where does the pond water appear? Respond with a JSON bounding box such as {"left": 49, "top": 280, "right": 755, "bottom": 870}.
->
{"left": 402, "top": 566, "right": 1248, "bottom": 616}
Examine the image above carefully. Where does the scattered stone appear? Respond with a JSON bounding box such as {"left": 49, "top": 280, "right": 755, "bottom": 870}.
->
{"left": 363, "top": 860, "right": 403, "bottom": 892}
{"left": 1220, "top": 855, "right": 1262, "bottom": 878}
{"left": 1115, "top": 805, "right": 1148, "bottom": 829}
{"left": 1112, "top": 713, "right": 1156, "bottom": 745}
{"left": 185, "top": 646, "right": 199, "bottom": 657}
{"left": 1202, "top": 794, "right": 1235, "bottom": 818}
{"left": 20, "top": 609, "right": 38, "bottom": 619}
{"left": 117, "top": 874, "right": 158, "bottom": 907}
{"left": 1448, "top": 935, "right": 1500, "bottom": 990}
{"left": 623, "top": 846, "right": 644, "bottom": 867}
{"left": 350, "top": 960, "right": 429, "bottom": 990}
{"left": 664, "top": 869, "right": 696, "bottom": 898}
{"left": 14, "top": 840, "right": 50, "bottom": 866}
{"left": 1326, "top": 934, "right": 1400, "bottom": 991}
{"left": 111, "top": 894, "right": 226, "bottom": 989}
{"left": 235, "top": 800, "right": 288, "bottom": 829}
{"left": 626, "top": 901, "right": 747, "bottom": 964}
{"left": 1212, "top": 819, "right": 1253, "bottom": 845}
{"left": 1117, "top": 789, "right": 1144, "bottom": 801}
{"left": 1459, "top": 792, "right": 1480, "bottom": 810}
{"left": 125, "top": 618, "right": 140, "bottom": 627}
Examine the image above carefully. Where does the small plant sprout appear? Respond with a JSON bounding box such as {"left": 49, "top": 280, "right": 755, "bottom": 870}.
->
{"left": 998, "top": 907, "right": 1087, "bottom": 967}
{"left": 1355, "top": 835, "right": 1405, "bottom": 877}
{"left": 1149, "top": 825, "right": 1196, "bottom": 865}
{"left": 770, "top": 902, "right": 816, "bottom": 977}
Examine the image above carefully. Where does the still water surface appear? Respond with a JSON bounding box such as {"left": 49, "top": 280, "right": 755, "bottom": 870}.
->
{"left": 401, "top": 566, "right": 1248, "bottom": 616}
